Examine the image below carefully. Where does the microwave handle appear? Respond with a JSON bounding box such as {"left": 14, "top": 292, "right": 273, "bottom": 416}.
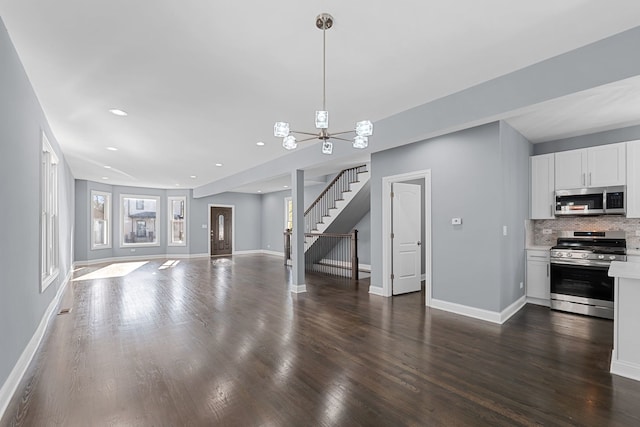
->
{"left": 588, "top": 173, "right": 592, "bottom": 186}
{"left": 582, "top": 173, "right": 585, "bottom": 186}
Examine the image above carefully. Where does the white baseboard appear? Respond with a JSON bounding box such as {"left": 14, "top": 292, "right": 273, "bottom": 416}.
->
{"left": 289, "top": 284, "right": 307, "bottom": 293}
{"left": 500, "top": 296, "right": 527, "bottom": 324}
{"left": 610, "top": 351, "right": 640, "bottom": 382}
{"left": 260, "top": 250, "right": 285, "bottom": 257}
{"left": 0, "top": 268, "right": 72, "bottom": 420}
{"left": 431, "top": 296, "right": 526, "bottom": 325}
{"left": 368, "top": 285, "right": 385, "bottom": 296}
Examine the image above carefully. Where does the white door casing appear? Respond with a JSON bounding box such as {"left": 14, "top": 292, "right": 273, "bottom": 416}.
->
{"left": 392, "top": 183, "right": 422, "bottom": 295}
{"left": 380, "top": 169, "right": 432, "bottom": 305}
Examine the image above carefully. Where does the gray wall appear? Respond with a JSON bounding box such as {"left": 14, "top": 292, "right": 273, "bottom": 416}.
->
{"left": 532, "top": 123, "right": 640, "bottom": 155}
{"left": 499, "top": 122, "right": 532, "bottom": 310}
{"left": 0, "top": 19, "right": 75, "bottom": 390}
{"left": 259, "top": 182, "right": 331, "bottom": 254}
{"left": 74, "top": 181, "right": 262, "bottom": 261}
{"left": 371, "top": 122, "right": 530, "bottom": 312}
{"left": 190, "top": 192, "right": 262, "bottom": 254}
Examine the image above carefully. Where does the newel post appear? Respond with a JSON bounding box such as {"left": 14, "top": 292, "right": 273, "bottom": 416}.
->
{"left": 351, "top": 229, "right": 359, "bottom": 280}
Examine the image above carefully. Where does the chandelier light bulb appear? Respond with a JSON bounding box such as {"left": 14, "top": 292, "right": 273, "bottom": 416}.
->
{"left": 353, "top": 135, "right": 368, "bottom": 149}
{"left": 321, "top": 141, "right": 333, "bottom": 155}
{"left": 274, "top": 122, "right": 290, "bottom": 138}
{"left": 283, "top": 135, "right": 297, "bottom": 150}
{"left": 355, "top": 120, "right": 373, "bottom": 137}
{"left": 315, "top": 111, "right": 329, "bottom": 129}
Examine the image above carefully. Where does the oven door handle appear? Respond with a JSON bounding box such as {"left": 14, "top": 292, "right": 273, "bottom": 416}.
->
{"left": 550, "top": 259, "right": 613, "bottom": 268}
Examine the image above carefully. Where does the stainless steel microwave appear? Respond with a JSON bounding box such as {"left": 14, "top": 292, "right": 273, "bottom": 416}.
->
{"left": 555, "top": 186, "right": 625, "bottom": 216}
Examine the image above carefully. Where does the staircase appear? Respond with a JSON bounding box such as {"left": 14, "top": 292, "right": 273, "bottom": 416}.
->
{"left": 285, "top": 165, "right": 371, "bottom": 280}
{"left": 304, "top": 164, "right": 370, "bottom": 234}
{"left": 285, "top": 164, "right": 370, "bottom": 278}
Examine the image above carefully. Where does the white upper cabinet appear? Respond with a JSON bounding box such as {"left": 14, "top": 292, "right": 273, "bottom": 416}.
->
{"left": 554, "top": 150, "right": 585, "bottom": 189}
{"left": 554, "top": 142, "right": 626, "bottom": 189}
{"left": 587, "top": 143, "right": 626, "bottom": 187}
{"left": 626, "top": 140, "right": 640, "bottom": 218}
{"left": 530, "top": 154, "right": 555, "bottom": 219}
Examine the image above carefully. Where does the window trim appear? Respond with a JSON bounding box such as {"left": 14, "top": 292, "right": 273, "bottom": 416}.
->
{"left": 41, "top": 132, "right": 59, "bottom": 292}
{"left": 120, "top": 194, "right": 161, "bottom": 248}
{"left": 284, "top": 196, "right": 293, "bottom": 231}
{"left": 90, "top": 190, "right": 112, "bottom": 250}
{"left": 167, "top": 196, "right": 187, "bottom": 247}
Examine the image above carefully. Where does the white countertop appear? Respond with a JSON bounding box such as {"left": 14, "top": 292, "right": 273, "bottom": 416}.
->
{"left": 627, "top": 249, "right": 640, "bottom": 256}
{"left": 609, "top": 261, "right": 640, "bottom": 280}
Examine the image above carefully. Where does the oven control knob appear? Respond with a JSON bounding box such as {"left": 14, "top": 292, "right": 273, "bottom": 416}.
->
{"left": 609, "top": 255, "right": 616, "bottom": 260}
{"left": 567, "top": 253, "right": 573, "bottom": 258}
{"left": 598, "top": 255, "right": 605, "bottom": 260}
{"left": 581, "top": 253, "right": 589, "bottom": 259}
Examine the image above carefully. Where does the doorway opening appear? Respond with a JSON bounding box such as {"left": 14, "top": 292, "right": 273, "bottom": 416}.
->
{"left": 209, "top": 205, "right": 234, "bottom": 256}
{"left": 382, "top": 170, "right": 432, "bottom": 306}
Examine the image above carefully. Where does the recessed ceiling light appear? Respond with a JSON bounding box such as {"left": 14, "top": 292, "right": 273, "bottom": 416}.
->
{"left": 109, "top": 109, "right": 128, "bottom": 116}
{"left": 190, "top": 175, "right": 197, "bottom": 179}
{"left": 101, "top": 177, "right": 109, "bottom": 180}
{"left": 104, "top": 165, "right": 112, "bottom": 169}
{"left": 256, "top": 141, "right": 265, "bottom": 146}
{"left": 106, "top": 147, "right": 118, "bottom": 151}
{"left": 175, "top": 184, "right": 180, "bottom": 187}
{"left": 283, "top": 185, "right": 289, "bottom": 188}
{"left": 257, "top": 190, "right": 262, "bottom": 193}
{"left": 215, "top": 163, "right": 223, "bottom": 167}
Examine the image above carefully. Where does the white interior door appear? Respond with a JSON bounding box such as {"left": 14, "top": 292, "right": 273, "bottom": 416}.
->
{"left": 392, "top": 182, "right": 421, "bottom": 295}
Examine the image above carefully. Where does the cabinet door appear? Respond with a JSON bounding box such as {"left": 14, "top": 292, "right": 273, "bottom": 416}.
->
{"left": 530, "top": 154, "right": 555, "bottom": 219}
{"left": 526, "top": 259, "right": 550, "bottom": 301}
{"left": 627, "top": 140, "right": 640, "bottom": 218}
{"left": 587, "top": 142, "right": 626, "bottom": 187}
{"left": 555, "top": 149, "right": 586, "bottom": 189}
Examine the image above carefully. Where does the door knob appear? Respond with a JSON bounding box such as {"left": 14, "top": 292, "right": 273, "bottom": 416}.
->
{"left": 417, "top": 241, "right": 421, "bottom": 246}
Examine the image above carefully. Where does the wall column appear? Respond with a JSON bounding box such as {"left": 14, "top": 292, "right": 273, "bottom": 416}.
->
{"left": 290, "top": 169, "right": 306, "bottom": 293}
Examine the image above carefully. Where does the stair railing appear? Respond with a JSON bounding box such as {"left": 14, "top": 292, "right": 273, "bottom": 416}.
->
{"left": 283, "top": 229, "right": 359, "bottom": 280}
{"left": 304, "top": 164, "right": 368, "bottom": 233}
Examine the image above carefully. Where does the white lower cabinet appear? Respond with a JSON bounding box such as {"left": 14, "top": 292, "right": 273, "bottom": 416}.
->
{"left": 526, "top": 249, "right": 550, "bottom": 306}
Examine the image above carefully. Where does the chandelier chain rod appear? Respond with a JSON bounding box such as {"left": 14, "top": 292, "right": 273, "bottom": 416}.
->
{"left": 322, "top": 20, "right": 326, "bottom": 112}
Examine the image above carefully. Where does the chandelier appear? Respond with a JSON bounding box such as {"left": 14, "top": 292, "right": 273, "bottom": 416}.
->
{"left": 274, "top": 13, "right": 373, "bottom": 155}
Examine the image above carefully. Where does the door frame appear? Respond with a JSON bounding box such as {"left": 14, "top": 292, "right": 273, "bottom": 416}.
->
{"left": 208, "top": 204, "right": 236, "bottom": 256}
{"left": 381, "top": 170, "right": 432, "bottom": 306}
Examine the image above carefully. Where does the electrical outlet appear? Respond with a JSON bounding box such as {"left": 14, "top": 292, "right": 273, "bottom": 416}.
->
{"left": 519, "top": 282, "right": 523, "bottom": 289}
{"left": 543, "top": 229, "right": 553, "bottom": 235}
{"left": 503, "top": 225, "right": 508, "bottom": 236}
{"left": 451, "top": 218, "right": 462, "bottom": 225}
{"left": 130, "top": 248, "right": 136, "bottom": 253}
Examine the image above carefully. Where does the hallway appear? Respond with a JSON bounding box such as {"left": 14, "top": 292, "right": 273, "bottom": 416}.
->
{"left": 2, "top": 255, "right": 640, "bottom": 426}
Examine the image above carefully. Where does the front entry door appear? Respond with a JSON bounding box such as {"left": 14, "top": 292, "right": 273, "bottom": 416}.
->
{"left": 211, "top": 207, "right": 232, "bottom": 256}
{"left": 392, "top": 183, "right": 422, "bottom": 295}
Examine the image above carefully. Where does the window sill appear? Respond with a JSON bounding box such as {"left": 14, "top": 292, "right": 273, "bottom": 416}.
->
{"left": 41, "top": 269, "right": 59, "bottom": 293}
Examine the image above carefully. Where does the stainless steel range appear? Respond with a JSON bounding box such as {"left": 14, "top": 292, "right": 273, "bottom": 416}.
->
{"left": 550, "top": 231, "right": 626, "bottom": 319}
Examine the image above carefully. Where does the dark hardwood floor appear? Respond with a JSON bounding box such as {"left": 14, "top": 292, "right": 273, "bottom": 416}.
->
{"left": 2, "top": 254, "right": 640, "bottom": 426}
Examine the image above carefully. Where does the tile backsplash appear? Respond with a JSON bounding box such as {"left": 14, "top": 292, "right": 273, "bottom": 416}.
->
{"left": 532, "top": 217, "right": 640, "bottom": 249}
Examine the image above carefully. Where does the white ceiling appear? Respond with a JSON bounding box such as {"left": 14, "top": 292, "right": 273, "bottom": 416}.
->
{"left": 2, "top": 1, "right": 640, "bottom": 191}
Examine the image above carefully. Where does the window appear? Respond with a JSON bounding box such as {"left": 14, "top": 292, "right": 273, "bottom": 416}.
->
{"left": 284, "top": 196, "right": 293, "bottom": 230}
{"left": 121, "top": 195, "right": 160, "bottom": 247}
{"left": 91, "top": 190, "right": 111, "bottom": 249}
{"left": 41, "top": 133, "right": 59, "bottom": 291}
{"left": 168, "top": 196, "right": 187, "bottom": 246}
